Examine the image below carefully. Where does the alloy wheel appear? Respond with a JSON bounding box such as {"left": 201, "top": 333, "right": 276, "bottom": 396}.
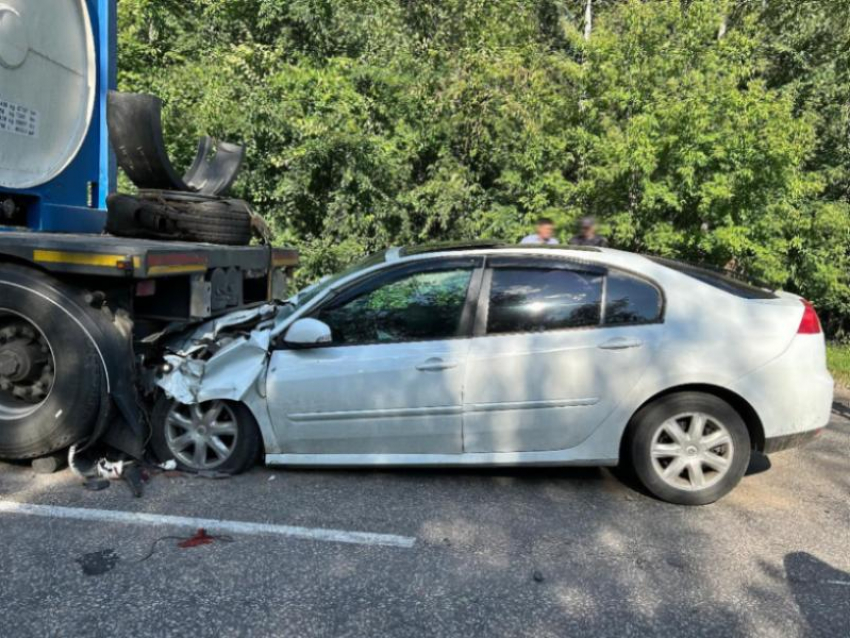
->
{"left": 649, "top": 412, "right": 735, "bottom": 492}
{"left": 165, "top": 400, "right": 239, "bottom": 470}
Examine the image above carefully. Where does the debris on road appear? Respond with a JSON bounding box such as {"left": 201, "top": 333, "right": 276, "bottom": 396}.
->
{"left": 177, "top": 528, "right": 234, "bottom": 549}
{"left": 96, "top": 459, "right": 125, "bottom": 480}
{"left": 77, "top": 549, "right": 119, "bottom": 576}
{"left": 77, "top": 529, "right": 235, "bottom": 576}
{"left": 82, "top": 477, "right": 110, "bottom": 492}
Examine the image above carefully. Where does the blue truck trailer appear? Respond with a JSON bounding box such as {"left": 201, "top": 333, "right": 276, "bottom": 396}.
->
{"left": 0, "top": 0, "right": 297, "bottom": 462}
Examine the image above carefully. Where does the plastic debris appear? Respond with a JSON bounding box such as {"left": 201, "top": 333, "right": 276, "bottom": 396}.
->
{"left": 97, "top": 459, "right": 125, "bottom": 480}
{"left": 79, "top": 530, "right": 236, "bottom": 574}
{"left": 178, "top": 528, "right": 220, "bottom": 549}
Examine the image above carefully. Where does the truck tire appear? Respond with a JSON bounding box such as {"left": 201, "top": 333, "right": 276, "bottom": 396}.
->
{"left": 0, "top": 265, "right": 104, "bottom": 459}
{"left": 164, "top": 198, "right": 253, "bottom": 246}
{"left": 106, "top": 193, "right": 252, "bottom": 246}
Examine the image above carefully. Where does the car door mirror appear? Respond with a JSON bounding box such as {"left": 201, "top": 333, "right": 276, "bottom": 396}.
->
{"left": 284, "top": 318, "right": 333, "bottom": 348}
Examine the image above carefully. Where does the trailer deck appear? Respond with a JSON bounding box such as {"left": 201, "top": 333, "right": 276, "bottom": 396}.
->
{"left": 0, "top": 231, "right": 297, "bottom": 278}
{"left": 0, "top": 231, "right": 299, "bottom": 321}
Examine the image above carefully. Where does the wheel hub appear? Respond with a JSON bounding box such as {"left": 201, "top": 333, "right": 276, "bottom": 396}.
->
{"left": 650, "top": 412, "right": 735, "bottom": 492}
{"left": 0, "top": 350, "right": 18, "bottom": 377}
{"left": 0, "top": 336, "right": 47, "bottom": 382}
{"left": 0, "top": 318, "right": 54, "bottom": 409}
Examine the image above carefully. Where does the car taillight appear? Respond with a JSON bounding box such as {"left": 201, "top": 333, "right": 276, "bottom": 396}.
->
{"left": 798, "top": 300, "right": 822, "bottom": 334}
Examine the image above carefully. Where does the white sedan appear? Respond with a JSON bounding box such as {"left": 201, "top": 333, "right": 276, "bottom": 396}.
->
{"left": 152, "top": 244, "right": 833, "bottom": 505}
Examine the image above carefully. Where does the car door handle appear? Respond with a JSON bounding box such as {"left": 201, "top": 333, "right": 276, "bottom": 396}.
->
{"left": 416, "top": 358, "right": 458, "bottom": 372}
{"left": 598, "top": 337, "right": 643, "bottom": 351}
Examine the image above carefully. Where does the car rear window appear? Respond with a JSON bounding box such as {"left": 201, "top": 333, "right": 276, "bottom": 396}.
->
{"left": 487, "top": 267, "right": 603, "bottom": 334}
{"left": 648, "top": 257, "right": 778, "bottom": 300}
{"left": 604, "top": 271, "right": 663, "bottom": 325}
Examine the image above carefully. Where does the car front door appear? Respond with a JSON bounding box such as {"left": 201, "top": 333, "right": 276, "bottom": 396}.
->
{"left": 266, "top": 258, "right": 483, "bottom": 455}
{"left": 463, "top": 256, "right": 664, "bottom": 453}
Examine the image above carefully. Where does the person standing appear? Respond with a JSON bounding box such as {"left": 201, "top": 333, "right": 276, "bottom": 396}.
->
{"left": 569, "top": 217, "right": 608, "bottom": 247}
{"left": 520, "top": 217, "right": 559, "bottom": 245}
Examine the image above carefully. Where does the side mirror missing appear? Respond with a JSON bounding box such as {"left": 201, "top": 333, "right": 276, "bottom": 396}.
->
{"left": 284, "top": 318, "right": 333, "bottom": 348}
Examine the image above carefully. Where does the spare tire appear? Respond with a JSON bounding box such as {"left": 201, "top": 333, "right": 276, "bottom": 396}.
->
{"left": 0, "top": 265, "right": 104, "bottom": 459}
{"left": 107, "top": 192, "right": 253, "bottom": 246}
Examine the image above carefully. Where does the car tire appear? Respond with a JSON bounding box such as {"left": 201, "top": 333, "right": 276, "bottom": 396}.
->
{"left": 629, "top": 392, "right": 751, "bottom": 505}
{"left": 151, "top": 396, "right": 261, "bottom": 474}
{"left": 0, "top": 265, "right": 104, "bottom": 459}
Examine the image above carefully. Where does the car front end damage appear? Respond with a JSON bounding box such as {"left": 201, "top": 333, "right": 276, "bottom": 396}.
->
{"left": 156, "top": 304, "right": 278, "bottom": 405}
{"left": 151, "top": 303, "right": 292, "bottom": 454}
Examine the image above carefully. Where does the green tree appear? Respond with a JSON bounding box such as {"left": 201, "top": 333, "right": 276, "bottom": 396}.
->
{"left": 116, "top": 0, "right": 850, "bottom": 334}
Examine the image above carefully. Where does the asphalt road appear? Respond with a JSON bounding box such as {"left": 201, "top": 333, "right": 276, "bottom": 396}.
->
{"left": 0, "top": 405, "right": 848, "bottom": 638}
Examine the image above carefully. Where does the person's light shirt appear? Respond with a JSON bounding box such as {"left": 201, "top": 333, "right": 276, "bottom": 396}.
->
{"left": 520, "top": 234, "right": 559, "bottom": 245}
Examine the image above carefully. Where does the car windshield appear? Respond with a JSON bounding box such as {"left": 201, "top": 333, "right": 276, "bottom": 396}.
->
{"left": 291, "top": 250, "right": 389, "bottom": 308}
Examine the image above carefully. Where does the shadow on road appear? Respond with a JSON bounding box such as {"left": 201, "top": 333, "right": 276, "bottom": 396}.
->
{"left": 785, "top": 552, "right": 850, "bottom": 637}
{"left": 831, "top": 400, "right": 850, "bottom": 421}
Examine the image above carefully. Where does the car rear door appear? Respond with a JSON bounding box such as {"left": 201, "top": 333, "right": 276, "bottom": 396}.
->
{"left": 462, "top": 255, "right": 664, "bottom": 453}
{"left": 266, "top": 257, "right": 484, "bottom": 455}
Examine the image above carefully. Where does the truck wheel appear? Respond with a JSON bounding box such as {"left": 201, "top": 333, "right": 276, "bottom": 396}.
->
{"left": 150, "top": 397, "right": 260, "bottom": 474}
{"left": 0, "top": 265, "right": 103, "bottom": 459}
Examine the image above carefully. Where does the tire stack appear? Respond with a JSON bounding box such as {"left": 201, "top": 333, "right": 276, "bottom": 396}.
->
{"left": 106, "top": 191, "right": 253, "bottom": 246}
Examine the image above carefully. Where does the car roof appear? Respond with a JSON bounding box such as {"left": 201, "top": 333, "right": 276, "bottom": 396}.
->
{"left": 399, "top": 241, "right": 603, "bottom": 257}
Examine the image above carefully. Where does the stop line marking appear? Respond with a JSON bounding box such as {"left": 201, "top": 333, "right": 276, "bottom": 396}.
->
{"left": 0, "top": 500, "right": 416, "bottom": 549}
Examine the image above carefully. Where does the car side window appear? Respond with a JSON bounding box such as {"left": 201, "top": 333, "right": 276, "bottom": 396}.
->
{"left": 604, "top": 271, "right": 662, "bottom": 325}
{"left": 487, "top": 267, "right": 603, "bottom": 335}
{"left": 315, "top": 268, "right": 474, "bottom": 346}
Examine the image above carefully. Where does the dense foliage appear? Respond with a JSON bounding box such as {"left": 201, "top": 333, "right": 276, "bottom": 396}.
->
{"left": 118, "top": 0, "right": 850, "bottom": 334}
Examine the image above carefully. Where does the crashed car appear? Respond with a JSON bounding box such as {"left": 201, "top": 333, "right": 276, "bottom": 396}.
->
{"left": 154, "top": 242, "right": 833, "bottom": 505}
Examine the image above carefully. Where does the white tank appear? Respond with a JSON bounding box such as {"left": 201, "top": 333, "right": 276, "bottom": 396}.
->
{"left": 0, "top": 0, "right": 96, "bottom": 189}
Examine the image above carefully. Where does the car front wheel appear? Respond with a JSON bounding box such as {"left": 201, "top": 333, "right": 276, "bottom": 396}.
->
{"left": 629, "top": 392, "right": 751, "bottom": 505}
{"left": 151, "top": 397, "right": 261, "bottom": 474}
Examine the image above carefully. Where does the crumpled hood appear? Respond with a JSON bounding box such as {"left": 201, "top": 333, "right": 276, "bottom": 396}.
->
{"left": 156, "top": 303, "right": 281, "bottom": 405}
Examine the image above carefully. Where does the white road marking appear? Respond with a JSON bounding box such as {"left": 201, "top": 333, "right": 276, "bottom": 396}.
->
{"left": 0, "top": 501, "right": 416, "bottom": 549}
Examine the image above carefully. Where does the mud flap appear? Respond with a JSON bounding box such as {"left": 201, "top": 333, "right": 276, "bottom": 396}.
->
{"left": 66, "top": 303, "right": 147, "bottom": 458}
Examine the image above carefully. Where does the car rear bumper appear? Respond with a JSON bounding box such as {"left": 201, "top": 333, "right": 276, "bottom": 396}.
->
{"left": 733, "top": 334, "right": 834, "bottom": 443}
{"left": 763, "top": 428, "right": 825, "bottom": 454}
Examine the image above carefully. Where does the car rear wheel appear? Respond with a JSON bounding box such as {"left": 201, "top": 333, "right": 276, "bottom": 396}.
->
{"left": 629, "top": 392, "right": 751, "bottom": 505}
{"left": 151, "top": 397, "right": 261, "bottom": 474}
